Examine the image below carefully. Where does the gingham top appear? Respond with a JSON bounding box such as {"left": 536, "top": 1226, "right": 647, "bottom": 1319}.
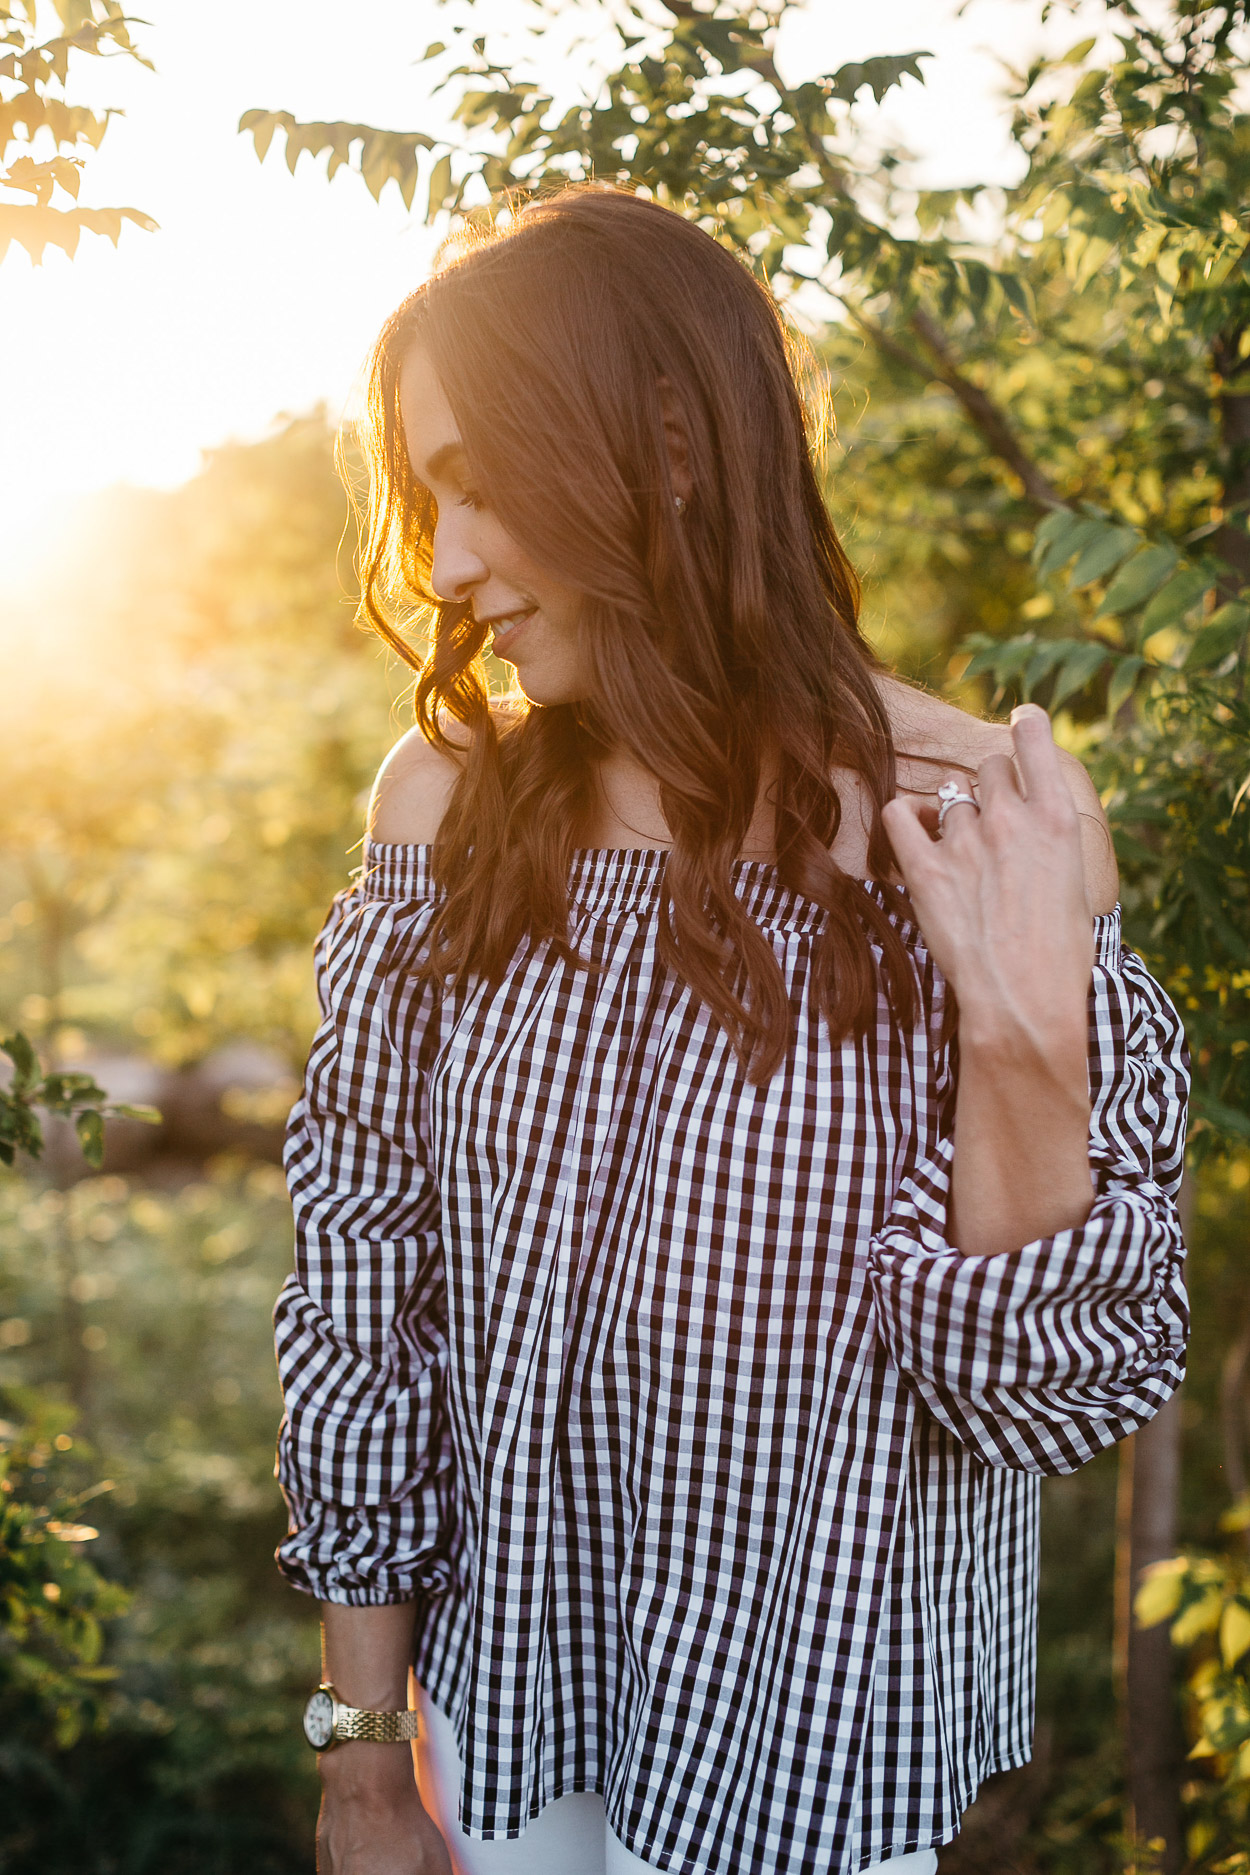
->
{"left": 274, "top": 841, "right": 1189, "bottom": 1874}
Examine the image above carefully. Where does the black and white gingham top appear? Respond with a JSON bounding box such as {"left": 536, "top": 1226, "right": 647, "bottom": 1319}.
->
{"left": 274, "top": 841, "right": 1188, "bottom": 1873}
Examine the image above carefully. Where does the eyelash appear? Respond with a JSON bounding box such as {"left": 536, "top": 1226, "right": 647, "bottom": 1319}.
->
{"left": 458, "top": 489, "right": 485, "bottom": 512}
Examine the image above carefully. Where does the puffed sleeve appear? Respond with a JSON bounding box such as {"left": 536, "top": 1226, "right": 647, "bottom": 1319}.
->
{"left": 273, "top": 843, "right": 456, "bottom": 1605}
{"left": 867, "top": 910, "right": 1190, "bottom": 1476}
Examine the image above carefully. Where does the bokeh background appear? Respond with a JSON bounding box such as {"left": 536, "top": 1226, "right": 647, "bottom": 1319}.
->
{"left": 2, "top": 3, "right": 1248, "bottom": 1871}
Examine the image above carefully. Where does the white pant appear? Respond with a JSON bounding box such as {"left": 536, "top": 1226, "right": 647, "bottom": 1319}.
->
{"left": 413, "top": 1684, "right": 939, "bottom": 1875}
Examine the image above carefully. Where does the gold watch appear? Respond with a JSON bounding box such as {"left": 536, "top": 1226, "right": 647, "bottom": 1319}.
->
{"left": 302, "top": 1682, "right": 421, "bottom": 1750}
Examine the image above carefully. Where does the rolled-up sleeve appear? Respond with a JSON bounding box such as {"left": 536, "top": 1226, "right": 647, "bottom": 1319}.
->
{"left": 274, "top": 844, "right": 455, "bottom": 1605}
{"left": 868, "top": 911, "right": 1190, "bottom": 1476}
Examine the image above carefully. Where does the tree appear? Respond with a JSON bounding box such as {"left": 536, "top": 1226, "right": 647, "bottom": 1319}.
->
{"left": 0, "top": 415, "right": 407, "bottom": 1073}
{"left": 0, "top": 1044, "right": 151, "bottom": 1782}
{"left": 0, "top": 0, "right": 155, "bottom": 264}
{"left": 0, "top": 1388, "right": 129, "bottom": 1752}
{"left": 240, "top": 0, "right": 1249, "bottom": 1152}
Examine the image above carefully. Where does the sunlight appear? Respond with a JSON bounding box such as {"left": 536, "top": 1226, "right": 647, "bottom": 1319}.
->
{"left": 0, "top": 0, "right": 1106, "bottom": 601}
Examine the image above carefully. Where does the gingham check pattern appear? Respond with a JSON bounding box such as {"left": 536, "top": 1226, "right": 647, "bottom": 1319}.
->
{"left": 275, "top": 842, "right": 1189, "bottom": 1874}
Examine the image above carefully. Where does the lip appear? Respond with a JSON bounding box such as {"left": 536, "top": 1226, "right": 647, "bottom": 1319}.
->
{"left": 487, "top": 607, "right": 536, "bottom": 657}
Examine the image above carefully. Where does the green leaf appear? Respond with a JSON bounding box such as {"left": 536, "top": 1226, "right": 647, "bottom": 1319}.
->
{"left": 1097, "top": 542, "right": 1180, "bottom": 616}
{"left": 41, "top": 1071, "right": 107, "bottom": 1112}
{"left": 1032, "top": 508, "right": 1077, "bottom": 556}
{"left": 1184, "top": 602, "right": 1249, "bottom": 670}
{"left": 1051, "top": 642, "right": 1111, "bottom": 708}
{"left": 1193, "top": 1091, "right": 1250, "bottom": 1142}
{"left": 238, "top": 107, "right": 284, "bottom": 164}
{"left": 1139, "top": 565, "right": 1214, "bottom": 636}
{"left": 109, "top": 1103, "right": 161, "bottom": 1126}
{"left": 1023, "top": 640, "right": 1070, "bottom": 697}
{"left": 961, "top": 634, "right": 1035, "bottom": 682}
{"left": 1000, "top": 272, "right": 1033, "bottom": 320}
{"left": 74, "top": 1109, "right": 105, "bottom": 1169}
{"left": 426, "top": 150, "right": 452, "bottom": 223}
{"left": 2, "top": 1032, "right": 38, "bottom": 1093}
{"left": 1070, "top": 232, "right": 1116, "bottom": 292}
{"left": 1036, "top": 514, "right": 1103, "bottom": 579}
{"left": 1068, "top": 524, "right": 1139, "bottom": 590}
{"left": 825, "top": 52, "right": 931, "bottom": 107}
{"left": 1107, "top": 654, "right": 1147, "bottom": 714}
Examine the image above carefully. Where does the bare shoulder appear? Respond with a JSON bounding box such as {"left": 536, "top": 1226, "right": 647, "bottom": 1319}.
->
{"left": 367, "top": 725, "right": 465, "bottom": 844}
{"left": 880, "top": 677, "right": 1119, "bottom": 916}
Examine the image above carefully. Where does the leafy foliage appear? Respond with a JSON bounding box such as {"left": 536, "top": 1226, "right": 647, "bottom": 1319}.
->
{"left": 0, "top": 1386, "right": 127, "bottom": 1751}
{"left": 0, "top": 1165, "right": 320, "bottom": 1872}
{"left": 0, "top": 1046, "right": 150, "bottom": 1849}
{"left": 0, "top": 416, "right": 410, "bottom": 1071}
{"left": 1136, "top": 1522, "right": 1250, "bottom": 1862}
{"left": 0, "top": 0, "right": 156, "bottom": 263}
{"left": 239, "top": 0, "right": 1250, "bottom": 1152}
{"left": 0, "top": 1029, "right": 159, "bottom": 1169}
{"left": 238, "top": 108, "right": 435, "bottom": 210}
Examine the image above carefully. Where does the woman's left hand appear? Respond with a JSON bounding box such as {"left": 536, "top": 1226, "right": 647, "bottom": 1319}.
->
{"left": 882, "top": 704, "right": 1097, "bottom": 1257}
{"left": 881, "top": 703, "right": 1094, "bottom": 1051}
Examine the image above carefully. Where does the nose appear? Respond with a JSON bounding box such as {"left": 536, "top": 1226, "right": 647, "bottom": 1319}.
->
{"left": 430, "top": 512, "right": 489, "bottom": 606}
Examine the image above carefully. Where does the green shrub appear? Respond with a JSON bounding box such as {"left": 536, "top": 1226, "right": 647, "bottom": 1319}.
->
{"left": 0, "top": 1162, "right": 320, "bottom": 1873}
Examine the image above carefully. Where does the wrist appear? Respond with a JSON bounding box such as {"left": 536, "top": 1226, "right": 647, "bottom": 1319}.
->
{"left": 319, "top": 1738, "right": 422, "bottom": 1798}
{"left": 956, "top": 999, "right": 1088, "bottom": 1074}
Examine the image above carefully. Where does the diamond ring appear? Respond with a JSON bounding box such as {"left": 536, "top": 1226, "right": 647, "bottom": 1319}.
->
{"left": 936, "top": 781, "right": 981, "bottom": 833}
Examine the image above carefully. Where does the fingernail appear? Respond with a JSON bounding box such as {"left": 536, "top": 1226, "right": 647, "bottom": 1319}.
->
{"left": 1010, "top": 703, "right": 1042, "bottom": 725}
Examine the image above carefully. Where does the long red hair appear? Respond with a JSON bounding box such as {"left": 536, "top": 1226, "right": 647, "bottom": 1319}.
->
{"left": 356, "top": 186, "right": 917, "bottom": 1080}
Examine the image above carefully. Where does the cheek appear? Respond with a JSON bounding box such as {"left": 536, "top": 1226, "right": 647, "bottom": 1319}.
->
{"left": 476, "top": 517, "right": 582, "bottom": 632}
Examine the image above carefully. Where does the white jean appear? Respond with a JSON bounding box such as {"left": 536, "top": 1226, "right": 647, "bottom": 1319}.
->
{"left": 413, "top": 1684, "right": 939, "bottom": 1875}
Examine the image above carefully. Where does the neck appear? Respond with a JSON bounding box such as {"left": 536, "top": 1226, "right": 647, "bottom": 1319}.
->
{"left": 581, "top": 744, "right": 779, "bottom": 859}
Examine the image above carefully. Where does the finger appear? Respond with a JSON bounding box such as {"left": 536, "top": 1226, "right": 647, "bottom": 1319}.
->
{"left": 883, "top": 793, "right": 940, "bottom": 878}
{"left": 914, "top": 800, "right": 941, "bottom": 840}
{"left": 975, "top": 751, "right": 1021, "bottom": 810}
{"left": 1009, "top": 702, "right": 1066, "bottom": 806}
{"left": 933, "top": 776, "right": 982, "bottom": 848}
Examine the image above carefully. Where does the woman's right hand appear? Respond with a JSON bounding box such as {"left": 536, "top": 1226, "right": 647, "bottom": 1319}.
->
{"left": 317, "top": 1744, "right": 454, "bottom": 1875}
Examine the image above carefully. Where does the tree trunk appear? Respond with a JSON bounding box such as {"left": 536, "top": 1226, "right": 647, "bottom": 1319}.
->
{"left": 1116, "top": 1395, "right": 1184, "bottom": 1872}
{"left": 1113, "top": 1172, "right": 1192, "bottom": 1874}
{"left": 1211, "top": 326, "right": 1250, "bottom": 590}
{"left": 1220, "top": 1326, "right": 1250, "bottom": 1557}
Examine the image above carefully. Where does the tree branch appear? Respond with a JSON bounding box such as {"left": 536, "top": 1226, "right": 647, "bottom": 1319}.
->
{"left": 844, "top": 305, "right": 1065, "bottom": 509}
{"left": 906, "top": 307, "right": 1065, "bottom": 509}
{"left": 1211, "top": 326, "right": 1250, "bottom": 588}
{"left": 664, "top": 0, "right": 1067, "bottom": 512}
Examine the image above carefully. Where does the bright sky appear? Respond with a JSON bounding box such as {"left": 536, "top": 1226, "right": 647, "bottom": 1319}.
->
{"left": 0, "top": 0, "right": 1106, "bottom": 589}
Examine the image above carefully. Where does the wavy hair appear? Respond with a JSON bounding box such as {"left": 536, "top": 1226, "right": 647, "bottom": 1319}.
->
{"left": 355, "top": 186, "right": 917, "bottom": 1081}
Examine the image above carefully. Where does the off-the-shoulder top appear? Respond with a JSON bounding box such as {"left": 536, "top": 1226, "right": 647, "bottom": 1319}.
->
{"left": 274, "top": 842, "right": 1188, "bottom": 1875}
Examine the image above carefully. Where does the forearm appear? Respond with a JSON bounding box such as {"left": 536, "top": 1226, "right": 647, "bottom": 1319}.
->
{"left": 317, "top": 1602, "right": 428, "bottom": 1814}
{"left": 321, "top": 1600, "right": 417, "bottom": 1709}
{"left": 949, "top": 1005, "right": 1094, "bottom": 1258}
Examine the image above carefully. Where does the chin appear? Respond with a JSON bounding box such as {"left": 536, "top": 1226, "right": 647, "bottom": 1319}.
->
{"left": 511, "top": 664, "right": 586, "bottom": 708}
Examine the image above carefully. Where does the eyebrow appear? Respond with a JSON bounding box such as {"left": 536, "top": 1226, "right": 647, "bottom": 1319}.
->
{"left": 420, "top": 440, "right": 467, "bottom": 484}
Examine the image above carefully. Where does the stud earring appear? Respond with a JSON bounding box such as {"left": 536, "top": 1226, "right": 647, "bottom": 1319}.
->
{"left": 674, "top": 495, "right": 687, "bottom": 515}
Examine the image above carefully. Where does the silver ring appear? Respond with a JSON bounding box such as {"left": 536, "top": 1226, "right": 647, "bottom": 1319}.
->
{"left": 936, "top": 781, "right": 980, "bottom": 833}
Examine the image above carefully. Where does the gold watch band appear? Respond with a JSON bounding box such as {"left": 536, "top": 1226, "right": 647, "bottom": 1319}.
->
{"left": 333, "top": 1704, "right": 421, "bottom": 1744}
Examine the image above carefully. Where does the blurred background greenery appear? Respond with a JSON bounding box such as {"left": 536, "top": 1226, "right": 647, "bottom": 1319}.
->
{"left": 3, "top": 1, "right": 1250, "bottom": 1871}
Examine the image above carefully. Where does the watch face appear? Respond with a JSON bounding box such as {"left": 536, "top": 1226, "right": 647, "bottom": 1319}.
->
{"left": 303, "top": 1689, "right": 335, "bottom": 1750}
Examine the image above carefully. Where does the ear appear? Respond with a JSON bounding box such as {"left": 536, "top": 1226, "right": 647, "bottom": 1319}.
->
{"left": 656, "top": 376, "right": 693, "bottom": 505}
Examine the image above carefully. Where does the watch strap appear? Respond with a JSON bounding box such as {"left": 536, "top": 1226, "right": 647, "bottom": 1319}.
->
{"left": 333, "top": 1703, "right": 421, "bottom": 1744}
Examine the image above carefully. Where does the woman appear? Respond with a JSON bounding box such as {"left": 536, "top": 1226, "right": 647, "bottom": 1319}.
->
{"left": 274, "top": 188, "right": 1188, "bottom": 1875}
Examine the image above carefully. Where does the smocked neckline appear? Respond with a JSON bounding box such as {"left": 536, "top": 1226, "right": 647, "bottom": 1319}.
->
{"left": 356, "top": 838, "right": 1124, "bottom": 968}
